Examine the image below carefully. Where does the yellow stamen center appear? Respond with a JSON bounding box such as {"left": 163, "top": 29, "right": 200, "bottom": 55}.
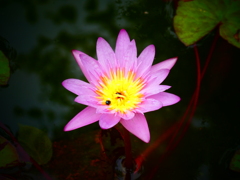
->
{"left": 96, "top": 69, "right": 145, "bottom": 114}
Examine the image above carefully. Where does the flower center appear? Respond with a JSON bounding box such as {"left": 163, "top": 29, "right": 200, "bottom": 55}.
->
{"left": 95, "top": 68, "right": 145, "bottom": 114}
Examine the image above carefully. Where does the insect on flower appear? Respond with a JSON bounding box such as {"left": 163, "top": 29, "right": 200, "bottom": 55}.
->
{"left": 105, "top": 100, "right": 111, "bottom": 105}
{"left": 62, "top": 29, "right": 180, "bottom": 143}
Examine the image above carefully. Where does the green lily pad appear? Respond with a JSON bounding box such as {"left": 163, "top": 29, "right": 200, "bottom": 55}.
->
{"left": 17, "top": 124, "right": 52, "bottom": 165}
{"left": 0, "top": 51, "right": 10, "bottom": 85}
{"left": 0, "top": 136, "right": 20, "bottom": 168}
{"left": 174, "top": 0, "right": 240, "bottom": 48}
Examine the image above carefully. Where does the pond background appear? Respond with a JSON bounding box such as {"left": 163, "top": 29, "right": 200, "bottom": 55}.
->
{"left": 1, "top": 0, "right": 240, "bottom": 179}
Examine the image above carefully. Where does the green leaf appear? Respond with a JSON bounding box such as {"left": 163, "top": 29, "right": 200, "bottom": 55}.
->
{"left": 0, "top": 51, "right": 10, "bottom": 85}
{"left": 230, "top": 149, "right": 240, "bottom": 172}
{"left": 219, "top": 0, "right": 240, "bottom": 48}
{"left": 0, "top": 136, "right": 20, "bottom": 168}
{"left": 17, "top": 124, "right": 52, "bottom": 165}
{"left": 174, "top": 0, "right": 240, "bottom": 48}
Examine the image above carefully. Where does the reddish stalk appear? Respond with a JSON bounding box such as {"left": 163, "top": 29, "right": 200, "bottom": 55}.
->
{"left": 171, "top": 32, "right": 219, "bottom": 149}
{"left": 146, "top": 44, "right": 201, "bottom": 179}
{"left": 165, "top": 90, "right": 196, "bottom": 149}
{"left": 145, "top": 31, "right": 219, "bottom": 179}
{"left": 168, "top": 44, "right": 201, "bottom": 152}
{"left": 134, "top": 121, "right": 180, "bottom": 172}
{"left": 150, "top": 43, "right": 201, "bottom": 156}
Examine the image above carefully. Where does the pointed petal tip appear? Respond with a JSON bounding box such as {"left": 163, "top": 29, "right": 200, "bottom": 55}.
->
{"left": 151, "top": 57, "right": 178, "bottom": 73}
{"left": 120, "top": 114, "right": 150, "bottom": 143}
{"left": 163, "top": 57, "right": 178, "bottom": 69}
{"left": 97, "top": 37, "right": 104, "bottom": 42}
{"left": 63, "top": 107, "right": 100, "bottom": 132}
{"left": 72, "top": 49, "right": 79, "bottom": 53}
{"left": 118, "top": 29, "right": 130, "bottom": 39}
{"left": 145, "top": 44, "right": 155, "bottom": 52}
{"left": 63, "top": 124, "right": 75, "bottom": 132}
{"left": 119, "top": 29, "right": 127, "bottom": 34}
{"left": 62, "top": 79, "right": 67, "bottom": 87}
{"left": 72, "top": 49, "right": 81, "bottom": 56}
{"left": 170, "top": 94, "right": 181, "bottom": 105}
{"left": 150, "top": 92, "right": 181, "bottom": 106}
{"left": 171, "top": 56, "right": 178, "bottom": 62}
{"left": 175, "top": 95, "right": 181, "bottom": 104}
{"left": 136, "top": 131, "right": 150, "bottom": 143}
{"left": 125, "top": 126, "right": 150, "bottom": 143}
{"left": 71, "top": 50, "right": 83, "bottom": 64}
{"left": 146, "top": 44, "right": 155, "bottom": 56}
{"left": 61, "top": 78, "right": 75, "bottom": 86}
{"left": 138, "top": 133, "right": 150, "bottom": 143}
{"left": 62, "top": 79, "right": 72, "bottom": 91}
{"left": 143, "top": 137, "right": 150, "bottom": 143}
{"left": 149, "top": 44, "right": 155, "bottom": 49}
{"left": 96, "top": 37, "right": 105, "bottom": 50}
{"left": 167, "top": 57, "right": 178, "bottom": 68}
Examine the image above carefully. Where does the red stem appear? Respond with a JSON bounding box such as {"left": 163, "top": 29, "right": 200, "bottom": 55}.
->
{"left": 146, "top": 44, "right": 201, "bottom": 179}
{"left": 140, "top": 29, "right": 220, "bottom": 179}
{"left": 158, "top": 43, "right": 201, "bottom": 153}
{"left": 147, "top": 30, "right": 220, "bottom": 178}
{"left": 166, "top": 32, "right": 219, "bottom": 150}
{"left": 171, "top": 32, "right": 219, "bottom": 149}
{"left": 168, "top": 44, "right": 201, "bottom": 151}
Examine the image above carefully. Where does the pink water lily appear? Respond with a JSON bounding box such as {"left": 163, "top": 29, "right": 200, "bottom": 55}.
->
{"left": 62, "top": 29, "right": 180, "bottom": 143}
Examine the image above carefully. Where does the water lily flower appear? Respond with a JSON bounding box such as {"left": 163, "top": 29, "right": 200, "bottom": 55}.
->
{"left": 62, "top": 29, "right": 180, "bottom": 143}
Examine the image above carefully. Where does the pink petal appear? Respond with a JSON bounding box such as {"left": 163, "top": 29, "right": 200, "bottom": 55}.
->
{"left": 72, "top": 50, "right": 91, "bottom": 82}
{"left": 122, "top": 40, "right": 137, "bottom": 71}
{"left": 141, "top": 85, "right": 171, "bottom": 97}
{"left": 151, "top": 57, "right": 177, "bottom": 73}
{"left": 149, "top": 92, "right": 180, "bottom": 106}
{"left": 137, "top": 45, "right": 155, "bottom": 77}
{"left": 79, "top": 53, "right": 102, "bottom": 86}
{"left": 138, "top": 98, "right": 162, "bottom": 113}
{"left": 96, "top": 105, "right": 111, "bottom": 114}
{"left": 118, "top": 110, "right": 135, "bottom": 120}
{"left": 120, "top": 113, "right": 150, "bottom": 143}
{"left": 75, "top": 95, "right": 98, "bottom": 107}
{"left": 115, "top": 29, "right": 131, "bottom": 66}
{"left": 62, "top": 79, "right": 94, "bottom": 95}
{"left": 64, "top": 107, "right": 100, "bottom": 131}
{"left": 96, "top": 37, "right": 117, "bottom": 71}
{"left": 99, "top": 114, "right": 121, "bottom": 129}
{"left": 148, "top": 69, "right": 170, "bottom": 86}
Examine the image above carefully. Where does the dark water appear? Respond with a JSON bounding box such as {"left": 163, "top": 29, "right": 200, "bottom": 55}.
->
{"left": 1, "top": 0, "right": 240, "bottom": 179}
